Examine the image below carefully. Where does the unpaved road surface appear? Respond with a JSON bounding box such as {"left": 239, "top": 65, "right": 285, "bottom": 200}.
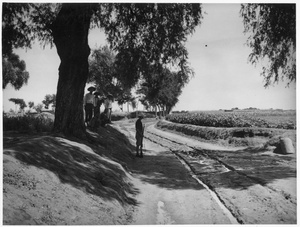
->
{"left": 114, "top": 119, "right": 297, "bottom": 224}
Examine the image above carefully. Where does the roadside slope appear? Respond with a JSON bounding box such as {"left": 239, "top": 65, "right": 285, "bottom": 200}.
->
{"left": 3, "top": 127, "right": 137, "bottom": 225}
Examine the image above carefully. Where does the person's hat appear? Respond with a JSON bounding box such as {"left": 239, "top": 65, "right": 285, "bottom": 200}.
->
{"left": 138, "top": 113, "right": 144, "bottom": 119}
{"left": 87, "top": 86, "right": 96, "bottom": 91}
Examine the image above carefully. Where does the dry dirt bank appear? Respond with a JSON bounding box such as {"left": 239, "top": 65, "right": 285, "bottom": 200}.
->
{"left": 3, "top": 128, "right": 137, "bottom": 225}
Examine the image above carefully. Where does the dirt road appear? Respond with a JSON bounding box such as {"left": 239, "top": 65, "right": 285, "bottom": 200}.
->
{"left": 114, "top": 119, "right": 297, "bottom": 224}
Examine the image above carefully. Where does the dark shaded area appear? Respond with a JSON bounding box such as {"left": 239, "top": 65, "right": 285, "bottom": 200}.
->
{"left": 128, "top": 148, "right": 204, "bottom": 190}
{"left": 232, "top": 130, "right": 255, "bottom": 138}
{"left": 84, "top": 126, "right": 137, "bottom": 171}
{"left": 3, "top": 129, "right": 138, "bottom": 206}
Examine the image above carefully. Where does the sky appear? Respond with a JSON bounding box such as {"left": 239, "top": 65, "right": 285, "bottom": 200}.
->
{"left": 2, "top": 3, "right": 297, "bottom": 113}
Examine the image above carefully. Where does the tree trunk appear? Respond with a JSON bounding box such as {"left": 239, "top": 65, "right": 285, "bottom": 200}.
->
{"left": 51, "top": 3, "right": 95, "bottom": 137}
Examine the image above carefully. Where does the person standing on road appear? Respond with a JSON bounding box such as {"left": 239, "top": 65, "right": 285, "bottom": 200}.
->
{"left": 83, "top": 86, "right": 96, "bottom": 126}
{"left": 135, "top": 114, "right": 145, "bottom": 158}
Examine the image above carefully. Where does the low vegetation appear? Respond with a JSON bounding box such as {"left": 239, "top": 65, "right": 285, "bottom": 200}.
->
{"left": 166, "top": 110, "right": 296, "bottom": 130}
{"left": 3, "top": 112, "right": 54, "bottom": 133}
{"left": 2, "top": 111, "right": 155, "bottom": 134}
{"left": 157, "top": 119, "right": 297, "bottom": 147}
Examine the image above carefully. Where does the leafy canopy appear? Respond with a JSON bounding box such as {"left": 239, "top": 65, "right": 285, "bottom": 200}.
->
{"left": 2, "top": 3, "right": 59, "bottom": 90}
{"left": 96, "top": 3, "right": 202, "bottom": 88}
{"left": 28, "top": 101, "right": 35, "bottom": 109}
{"left": 9, "top": 98, "right": 27, "bottom": 110}
{"left": 137, "top": 64, "right": 187, "bottom": 112}
{"left": 88, "top": 46, "right": 117, "bottom": 94}
{"left": 240, "top": 4, "right": 296, "bottom": 87}
{"left": 42, "top": 94, "right": 56, "bottom": 109}
{"left": 3, "top": 53, "right": 29, "bottom": 90}
{"left": 88, "top": 45, "right": 134, "bottom": 104}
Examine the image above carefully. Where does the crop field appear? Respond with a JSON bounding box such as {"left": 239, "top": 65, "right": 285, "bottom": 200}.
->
{"left": 167, "top": 110, "right": 296, "bottom": 129}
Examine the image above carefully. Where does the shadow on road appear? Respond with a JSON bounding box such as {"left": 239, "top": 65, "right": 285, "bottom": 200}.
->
{"left": 128, "top": 148, "right": 204, "bottom": 191}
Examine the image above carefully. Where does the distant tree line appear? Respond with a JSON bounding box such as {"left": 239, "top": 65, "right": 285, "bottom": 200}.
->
{"left": 8, "top": 94, "right": 56, "bottom": 114}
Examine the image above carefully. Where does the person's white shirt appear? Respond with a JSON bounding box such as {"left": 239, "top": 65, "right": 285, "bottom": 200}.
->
{"left": 84, "top": 93, "right": 95, "bottom": 105}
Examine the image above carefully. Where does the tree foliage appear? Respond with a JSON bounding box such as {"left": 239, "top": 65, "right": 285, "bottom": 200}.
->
{"left": 28, "top": 101, "right": 34, "bottom": 109}
{"left": 88, "top": 45, "right": 136, "bottom": 106}
{"left": 88, "top": 46, "right": 117, "bottom": 94}
{"left": 137, "top": 65, "right": 188, "bottom": 114}
{"left": 240, "top": 4, "right": 296, "bottom": 87}
{"left": 157, "top": 70, "right": 186, "bottom": 113}
{"left": 2, "top": 3, "right": 59, "bottom": 90}
{"left": 34, "top": 103, "right": 43, "bottom": 113}
{"left": 3, "top": 53, "right": 29, "bottom": 90}
{"left": 2, "top": 3, "right": 59, "bottom": 54}
{"left": 42, "top": 94, "right": 56, "bottom": 109}
{"left": 9, "top": 98, "right": 27, "bottom": 110}
{"left": 97, "top": 3, "right": 202, "bottom": 88}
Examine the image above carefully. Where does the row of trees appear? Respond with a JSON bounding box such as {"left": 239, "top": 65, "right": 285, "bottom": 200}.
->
{"left": 88, "top": 45, "right": 185, "bottom": 115}
{"left": 2, "top": 3, "right": 296, "bottom": 138}
{"left": 8, "top": 94, "right": 56, "bottom": 114}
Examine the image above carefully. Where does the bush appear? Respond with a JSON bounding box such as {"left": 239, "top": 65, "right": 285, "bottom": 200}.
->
{"left": 3, "top": 113, "right": 54, "bottom": 133}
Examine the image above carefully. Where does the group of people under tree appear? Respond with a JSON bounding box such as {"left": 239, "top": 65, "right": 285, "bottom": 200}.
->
{"left": 83, "top": 86, "right": 114, "bottom": 128}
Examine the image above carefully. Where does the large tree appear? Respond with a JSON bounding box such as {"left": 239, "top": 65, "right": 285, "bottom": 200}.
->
{"left": 240, "top": 4, "right": 296, "bottom": 87}
{"left": 2, "top": 3, "right": 203, "bottom": 137}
